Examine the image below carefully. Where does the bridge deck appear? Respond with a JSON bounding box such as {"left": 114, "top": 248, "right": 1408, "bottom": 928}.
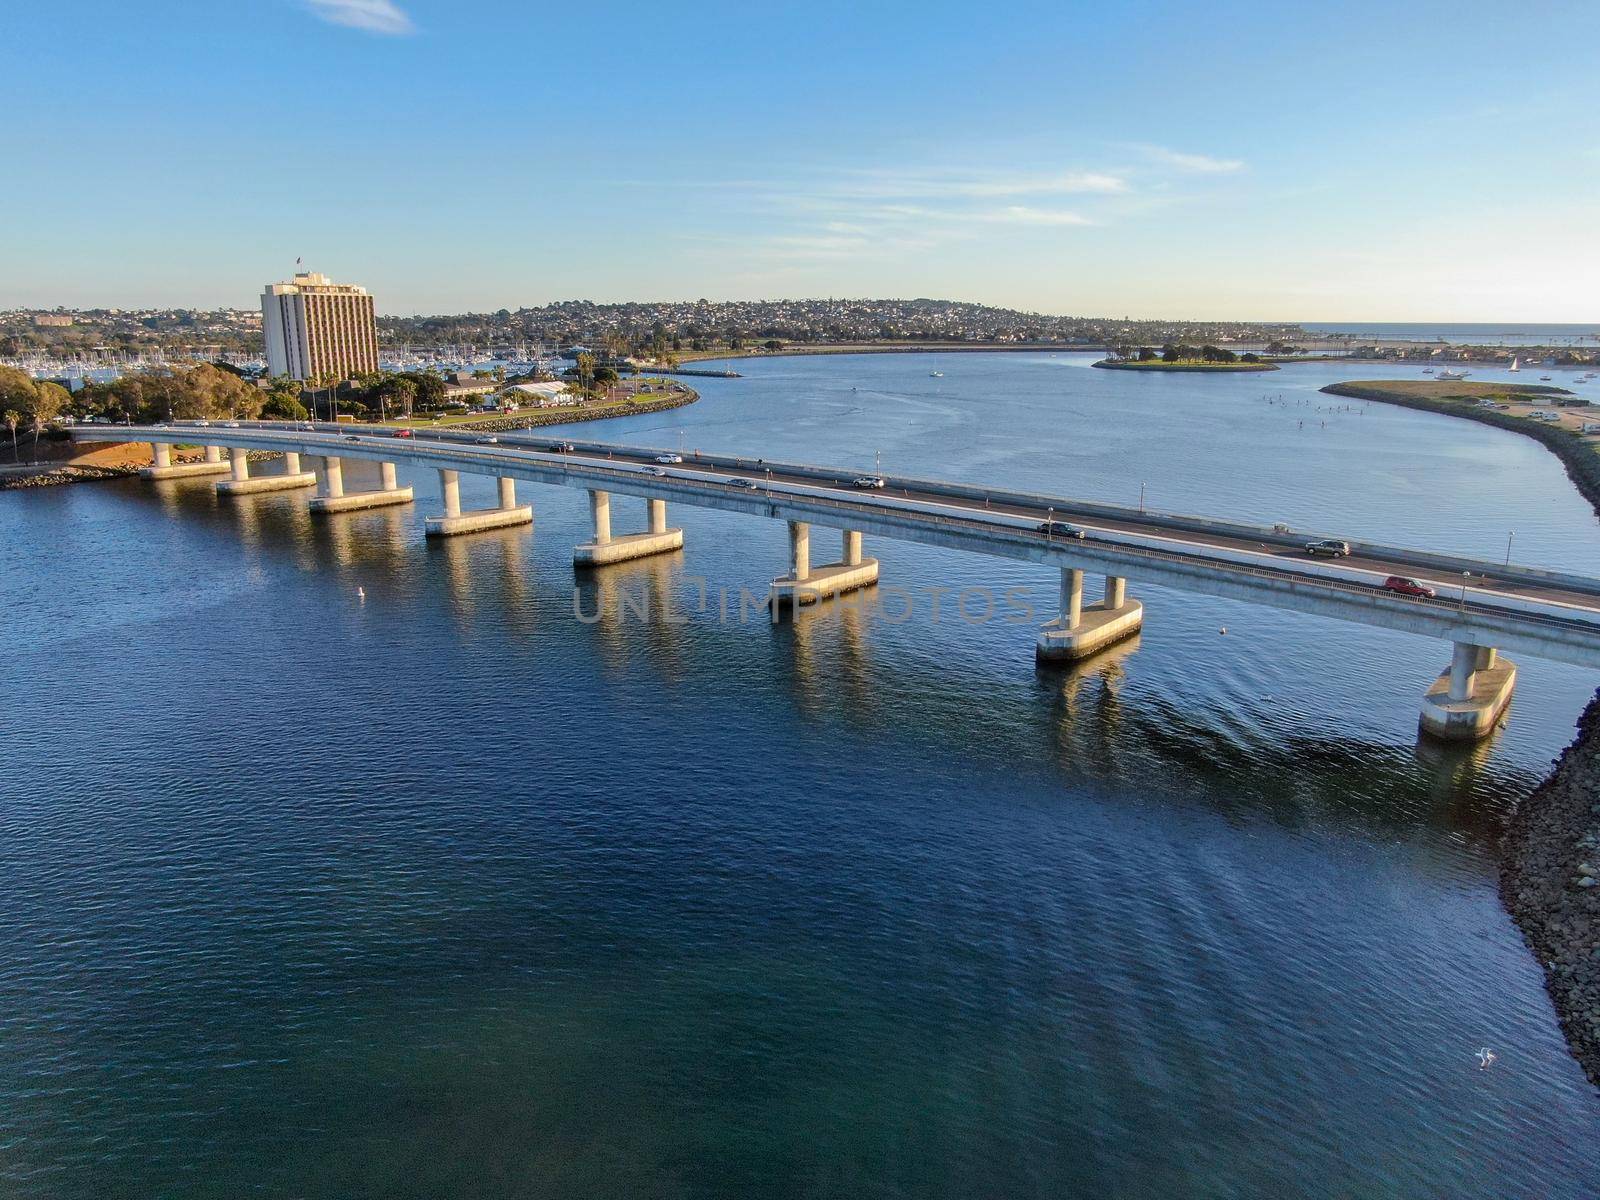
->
{"left": 73, "top": 422, "right": 1600, "bottom": 668}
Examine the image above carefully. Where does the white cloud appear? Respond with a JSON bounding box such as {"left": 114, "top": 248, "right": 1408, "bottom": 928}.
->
{"left": 1137, "top": 145, "right": 1245, "bottom": 174}
{"left": 304, "top": 0, "right": 414, "bottom": 35}
{"left": 976, "top": 206, "right": 1093, "bottom": 227}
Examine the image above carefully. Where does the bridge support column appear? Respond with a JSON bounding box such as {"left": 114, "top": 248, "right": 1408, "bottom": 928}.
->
{"left": 216, "top": 446, "right": 315, "bottom": 495}
{"left": 770, "top": 523, "right": 879, "bottom": 608}
{"left": 310, "top": 455, "right": 414, "bottom": 514}
{"left": 140, "top": 440, "right": 231, "bottom": 480}
{"left": 425, "top": 468, "right": 532, "bottom": 536}
{"left": 1420, "top": 642, "right": 1517, "bottom": 741}
{"left": 574, "top": 490, "right": 683, "bottom": 566}
{"left": 1037, "top": 569, "right": 1143, "bottom": 662}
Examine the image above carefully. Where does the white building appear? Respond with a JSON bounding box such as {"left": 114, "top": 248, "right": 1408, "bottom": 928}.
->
{"left": 261, "top": 272, "right": 379, "bottom": 382}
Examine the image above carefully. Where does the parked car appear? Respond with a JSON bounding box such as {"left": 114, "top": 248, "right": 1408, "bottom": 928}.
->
{"left": 1037, "top": 521, "right": 1086, "bottom": 539}
{"left": 655, "top": 453, "right": 683, "bottom": 464}
{"left": 853, "top": 475, "right": 887, "bottom": 489}
{"left": 392, "top": 429, "right": 414, "bottom": 438}
{"left": 1383, "top": 575, "right": 1436, "bottom": 598}
{"left": 1304, "top": 539, "right": 1351, "bottom": 558}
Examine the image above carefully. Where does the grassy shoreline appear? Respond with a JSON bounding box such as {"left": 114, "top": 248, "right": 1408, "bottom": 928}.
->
{"left": 1319, "top": 379, "right": 1598, "bottom": 514}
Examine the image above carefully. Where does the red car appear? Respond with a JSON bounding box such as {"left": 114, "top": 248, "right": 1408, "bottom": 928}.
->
{"left": 1383, "top": 575, "right": 1436, "bottom": 599}
{"left": 392, "top": 428, "right": 414, "bottom": 438}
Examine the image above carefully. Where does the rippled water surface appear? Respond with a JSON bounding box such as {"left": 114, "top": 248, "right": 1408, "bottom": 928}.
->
{"left": 3, "top": 353, "right": 1598, "bottom": 1198}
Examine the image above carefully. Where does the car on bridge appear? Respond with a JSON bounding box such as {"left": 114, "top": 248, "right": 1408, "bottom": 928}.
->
{"left": 655, "top": 453, "right": 684, "bottom": 464}
{"left": 1304, "top": 539, "right": 1352, "bottom": 558}
{"left": 546, "top": 441, "right": 575, "bottom": 453}
{"left": 853, "top": 475, "right": 887, "bottom": 489}
{"left": 476, "top": 436, "right": 498, "bottom": 444}
{"left": 1037, "top": 521, "right": 1087, "bottom": 540}
{"left": 727, "top": 477, "right": 761, "bottom": 490}
{"left": 645, "top": 466, "right": 669, "bottom": 477}
{"left": 392, "top": 429, "right": 414, "bottom": 439}
{"left": 1383, "top": 575, "right": 1437, "bottom": 599}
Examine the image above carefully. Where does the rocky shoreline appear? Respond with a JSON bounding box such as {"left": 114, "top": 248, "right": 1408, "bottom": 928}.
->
{"left": 1500, "top": 694, "right": 1600, "bottom": 1088}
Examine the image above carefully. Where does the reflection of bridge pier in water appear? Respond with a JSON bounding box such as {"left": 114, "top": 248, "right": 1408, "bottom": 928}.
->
{"left": 82, "top": 423, "right": 1600, "bottom": 742}
{"left": 780, "top": 585, "right": 876, "bottom": 720}
{"left": 1038, "top": 633, "right": 1141, "bottom": 774}
{"left": 572, "top": 550, "right": 688, "bottom": 673}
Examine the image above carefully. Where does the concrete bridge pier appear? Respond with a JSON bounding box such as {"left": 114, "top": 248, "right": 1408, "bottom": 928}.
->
{"left": 770, "top": 522, "right": 879, "bottom": 607}
{"left": 1037, "top": 570, "right": 1143, "bottom": 661}
{"left": 424, "top": 468, "right": 533, "bottom": 536}
{"left": 1419, "top": 642, "right": 1517, "bottom": 740}
{"left": 574, "top": 489, "right": 684, "bottom": 566}
{"left": 140, "top": 441, "right": 232, "bottom": 480}
{"left": 216, "top": 446, "right": 316, "bottom": 495}
{"left": 310, "top": 456, "right": 414, "bottom": 514}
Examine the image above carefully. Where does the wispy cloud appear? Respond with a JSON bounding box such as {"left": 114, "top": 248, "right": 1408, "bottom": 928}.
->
{"left": 821, "top": 169, "right": 1128, "bottom": 199}
{"left": 304, "top": 0, "right": 414, "bottom": 35}
{"left": 1136, "top": 145, "right": 1245, "bottom": 174}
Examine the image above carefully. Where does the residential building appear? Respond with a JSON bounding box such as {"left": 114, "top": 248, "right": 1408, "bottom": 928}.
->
{"left": 261, "top": 272, "right": 379, "bottom": 382}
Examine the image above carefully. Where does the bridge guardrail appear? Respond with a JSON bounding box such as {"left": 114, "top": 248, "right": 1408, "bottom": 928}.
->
{"left": 77, "top": 425, "right": 1600, "bottom": 645}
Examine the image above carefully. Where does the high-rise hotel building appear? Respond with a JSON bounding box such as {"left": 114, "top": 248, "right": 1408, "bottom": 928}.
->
{"left": 261, "top": 272, "right": 379, "bottom": 382}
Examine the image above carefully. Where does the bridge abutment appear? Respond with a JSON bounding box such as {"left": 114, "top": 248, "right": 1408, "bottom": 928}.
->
{"left": 140, "top": 441, "right": 232, "bottom": 480}
{"left": 1420, "top": 642, "right": 1516, "bottom": 740}
{"left": 1037, "top": 571, "right": 1143, "bottom": 661}
{"left": 425, "top": 468, "right": 533, "bottom": 536}
{"left": 770, "top": 522, "right": 879, "bottom": 607}
{"left": 216, "top": 447, "right": 316, "bottom": 495}
{"left": 310, "top": 456, "right": 415, "bottom": 514}
{"left": 575, "top": 489, "right": 684, "bottom": 566}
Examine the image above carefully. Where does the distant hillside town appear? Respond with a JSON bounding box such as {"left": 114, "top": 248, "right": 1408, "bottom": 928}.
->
{"left": 0, "top": 298, "right": 1308, "bottom": 363}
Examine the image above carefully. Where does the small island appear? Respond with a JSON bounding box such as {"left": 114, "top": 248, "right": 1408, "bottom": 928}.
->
{"left": 1093, "top": 343, "right": 1278, "bottom": 372}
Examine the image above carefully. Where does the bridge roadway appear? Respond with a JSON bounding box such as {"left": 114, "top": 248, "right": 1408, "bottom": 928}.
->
{"left": 75, "top": 422, "right": 1600, "bottom": 687}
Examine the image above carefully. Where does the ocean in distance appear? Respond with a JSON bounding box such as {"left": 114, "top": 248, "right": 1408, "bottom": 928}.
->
{"left": 2, "top": 352, "right": 1598, "bottom": 1198}
{"left": 1302, "top": 321, "right": 1600, "bottom": 346}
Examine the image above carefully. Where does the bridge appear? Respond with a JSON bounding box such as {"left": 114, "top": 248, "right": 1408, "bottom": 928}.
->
{"left": 74, "top": 421, "right": 1600, "bottom": 741}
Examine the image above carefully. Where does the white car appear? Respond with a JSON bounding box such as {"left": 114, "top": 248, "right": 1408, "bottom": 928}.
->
{"left": 477, "top": 436, "right": 498, "bottom": 444}
{"left": 655, "top": 453, "right": 683, "bottom": 464}
{"left": 645, "top": 466, "right": 669, "bottom": 477}
{"left": 224, "top": 421, "right": 241, "bottom": 428}
{"left": 853, "top": 475, "right": 887, "bottom": 489}
{"left": 193, "top": 419, "right": 211, "bottom": 427}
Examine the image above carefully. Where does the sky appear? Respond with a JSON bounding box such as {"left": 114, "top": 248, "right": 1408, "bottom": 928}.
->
{"left": 3, "top": 0, "right": 1598, "bottom": 320}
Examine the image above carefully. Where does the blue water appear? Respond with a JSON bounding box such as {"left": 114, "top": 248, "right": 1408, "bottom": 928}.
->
{"left": 2, "top": 352, "right": 1597, "bottom": 1198}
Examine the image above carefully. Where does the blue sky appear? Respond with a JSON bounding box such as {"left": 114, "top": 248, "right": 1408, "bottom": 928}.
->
{"left": 3, "top": 0, "right": 1597, "bottom": 319}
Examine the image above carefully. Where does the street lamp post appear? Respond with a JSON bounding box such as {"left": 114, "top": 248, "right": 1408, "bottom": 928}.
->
{"left": 1505, "top": 531, "right": 1514, "bottom": 567}
{"left": 1459, "top": 571, "right": 1470, "bottom": 611}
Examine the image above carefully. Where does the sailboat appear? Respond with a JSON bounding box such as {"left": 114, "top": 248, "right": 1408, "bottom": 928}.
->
{"left": 1509, "top": 357, "right": 1521, "bottom": 372}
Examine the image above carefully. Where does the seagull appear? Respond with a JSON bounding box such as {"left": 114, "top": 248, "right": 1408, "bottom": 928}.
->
{"left": 1477, "top": 1048, "right": 1496, "bottom": 1070}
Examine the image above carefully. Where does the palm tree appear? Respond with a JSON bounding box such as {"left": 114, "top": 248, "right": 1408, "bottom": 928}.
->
{"left": 3, "top": 410, "right": 20, "bottom": 463}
